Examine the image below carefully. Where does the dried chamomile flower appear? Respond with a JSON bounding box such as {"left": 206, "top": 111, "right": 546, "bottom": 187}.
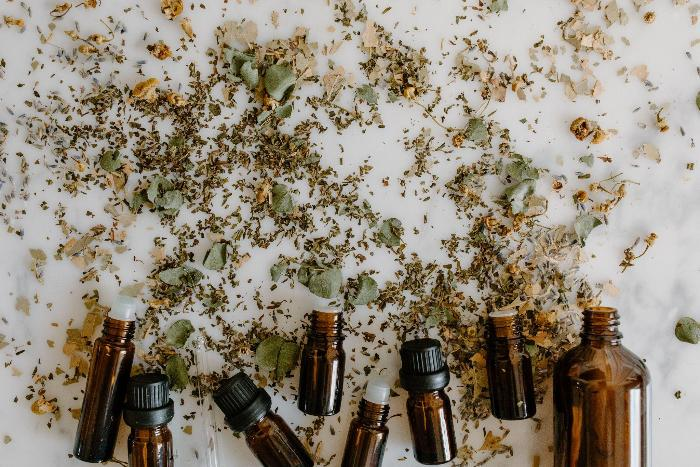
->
{"left": 4, "top": 16, "right": 25, "bottom": 28}
{"left": 78, "top": 44, "right": 97, "bottom": 55}
{"left": 83, "top": 0, "right": 97, "bottom": 8}
{"left": 643, "top": 11, "right": 656, "bottom": 23}
{"left": 591, "top": 128, "right": 609, "bottom": 144}
{"left": 161, "top": 0, "right": 184, "bottom": 20}
{"left": 570, "top": 117, "right": 593, "bottom": 141}
{"left": 165, "top": 91, "right": 186, "bottom": 107}
{"left": 131, "top": 78, "right": 159, "bottom": 102}
{"left": 147, "top": 41, "right": 172, "bottom": 60}
{"left": 87, "top": 34, "right": 109, "bottom": 45}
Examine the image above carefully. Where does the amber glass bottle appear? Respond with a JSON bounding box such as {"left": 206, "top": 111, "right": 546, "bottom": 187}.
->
{"left": 341, "top": 374, "right": 391, "bottom": 467}
{"left": 298, "top": 309, "right": 345, "bottom": 416}
{"left": 486, "top": 310, "right": 536, "bottom": 420}
{"left": 554, "top": 306, "right": 651, "bottom": 467}
{"left": 214, "top": 372, "right": 314, "bottom": 467}
{"left": 74, "top": 295, "right": 138, "bottom": 463}
{"left": 400, "top": 338, "right": 457, "bottom": 465}
{"left": 123, "top": 373, "right": 175, "bottom": 467}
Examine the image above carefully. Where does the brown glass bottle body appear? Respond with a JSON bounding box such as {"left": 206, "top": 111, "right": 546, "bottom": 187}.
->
{"left": 554, "top": 307, "right": 650, "bottom": 467}
{"left": 128, "top": 425, "right": 174, "bottom": 467}
{"left": 341, "top": 399, "right": 389, "bottom": 467}
{"left": 486, "top": 313, "right": 536, "bottom": 420}
{"left": 298, "top": 310, "right": 345, "bottom": 416}
{"left": 74, "top": 317, "right": 136, "bottom": 463}
{"left": 406, "top": 390, "right": 457, "bottom": 465}
{"left": 245, "top": 411, "right": 314, "bottom": 467}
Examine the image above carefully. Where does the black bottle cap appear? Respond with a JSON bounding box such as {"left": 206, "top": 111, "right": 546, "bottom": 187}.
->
{"left": 213, "top": 372, "right": 271, "bottom": 432}
{"left": 399, "top": 338, "right": 450, "bottom": 392}
{"left": 123, "top": 373, "right": 175, "bottom": 428}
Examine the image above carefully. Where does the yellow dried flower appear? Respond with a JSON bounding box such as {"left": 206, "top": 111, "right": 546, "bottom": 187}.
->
{"left": 78, "top": 44, "right": 97, "bottom": 55}
{"left": 644, "top": 232, "right": 657, "bottom": 247}
{"left": 51, "top": 3, "right": 73, "bottom": 17}
{"left": 87, "top": 34, "right": 108, "bottom": 45}
{"left": 643, "top": 11, "right": 656, "bottom": 23}
{"left": 4, "top": 16, "right": 25, "bottom": 28}
{"left": 161, "top": 0, "right": 184, "bottom": 20}
{"left": 132, "top": 78, "right": 159, "bottom": 102}
{"left": 65, "top": 30, "right": 80, "bottom": 40}
{"left": 83, "top": 0, "right": 98, "bottom": 8}
{"left": 570, "top": 117, "right": 593, "bottom": 141}
{"left": 180, "top": 18, "right": 194, "bottom": 38}
{"left": 656, "top": 110, "right": 669, "bottom": 132}
{"left": 402, "top": 86, "right": 416, "bottom": 99}
{"left": 573, "top": 190, "right": 588, "bottom": 203}
{"left": 591, "top": 128, "right": 608, "bottom": 144}
{"left": 166, "top": 92, "right": 187, "bottom": 107}
{"left": 452, "top": 133, "right": 465, "bottom": 148}
{"left": 147, "top": 41, "right": 172, "bottom": 60}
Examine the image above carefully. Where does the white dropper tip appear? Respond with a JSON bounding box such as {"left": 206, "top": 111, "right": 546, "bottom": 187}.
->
{"left": 108, "top": 294, "right": 140, "bottom": 321}
{"left": 363, "top": 373, "right": 392, "bottom": 405}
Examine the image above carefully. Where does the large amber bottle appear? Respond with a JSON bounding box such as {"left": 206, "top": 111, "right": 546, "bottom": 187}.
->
{"left": 554, "top": 306, "right": 650, "bottom": 467}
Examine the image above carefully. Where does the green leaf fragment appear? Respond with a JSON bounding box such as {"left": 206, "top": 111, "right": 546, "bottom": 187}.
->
{"left": 378, "top": 218, "right": 403, "bottom": 247}
{"left": 239, "top": 61, "right": 259, "bottom": 89}
{"left": 158, "top": 266, "right": 204, "bottom": 287}
{"left": 203, "top": 243, "right": 227, "bottom": 271}
{"left": 579, "top": 154, "right": 595, "bottom": 167}
{"left": 574, "top": 214, "right": 602, "bottom": 246}
{"left": 505, "top": 154, "right": 539, "bottom": 182}
{"left": 165, "top": 319, "right": 195, "bottom": 348}
{"left": 264, "top": 64, "right": 296, "bottom": 101}
{"left": 165, "top": 355, "right": 189, "bottom": 391}
{"left": 676, "top": 317, "right": 700, "bottom": 344}
{"left": 308, "top": 267, "right": 342, "bottom": 299}
{"left": 504, "top": 179, "right": 535, "bottom": 214}
{"left": 489, "top": 0, "right": 508, "bottom": 12}
{"left": 255, "top": 335, "right": 300, "bottom": 379}
{"left": 350, "top": 274, "right": 379, "bottom": 305}
{"left": 270, "top": 262, "right": 288, "bottom": 282}
{"left": 356, "top": 84, "right": 378, "bottom": 105}
{"left": 274, "top": 103, "right": 293, "bottom": 119}
{"left": 271, "top": 183, "right": 293, "bottom": 214}
{"left": 99, "top": 149, "right": 122, "bottom": 172}
{"left": 465, "top": 118, "right": 488, "bottom": 144}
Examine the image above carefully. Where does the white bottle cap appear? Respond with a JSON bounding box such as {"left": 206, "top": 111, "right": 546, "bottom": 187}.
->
{"left": 363, "top": 373, "right": 392, "bottom": 405}
{"left": 108, "top": 294, "right": 140, "bottom": 321}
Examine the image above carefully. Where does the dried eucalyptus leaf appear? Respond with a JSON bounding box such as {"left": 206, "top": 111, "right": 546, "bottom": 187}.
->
{"left": 465, "top": 118, "right": 488, "bottom": 144}
{"left": 505, "top": 179, "right": 535, "bottom": 214}
{"left": 165, "top": 355, "right": 189, "bottom": 391}
{"left": 574, "top": 214, "right": 602, "bottom": 246}
{"left": 264, "top": 64, "right": 296, "bottom": 101}
{"left": 490, "top": 0, "right": 508, "bottom": 12}
{"left": 271, "top": 183, "right": 293, "bottom": 214}
{"left": 158, "top": 266, "right": 204, "bottom": 287}
{"left": 350, "top": 274, "right": 379, "bottom": 305}
{"left": 99, "top": 150, "right": 122, "bottom": 172}
{"left": 274, "top": 103, "right": 293, "bottom": 119}
{"left": 130, "top": 190, "right": 148, "bottom": 212}
{"left": 225, "top": 48, "right": 255, "bottom": 77}
{"left": 297, "top": 264, "right": 310, "bottom": 285}
{"left": 239, "top": 60, "right": 259, "bottom": 88}
{"left": 165, "top": 319, "right": 195, "bottom": 348}
{"left": 255, "top": 335, "right": 300, "bottom": 379}
{"left": 378, "top": 218, "right": 402, "bottom": 247}
{"left": 506, "top": 154, "right": 539, "bottom": 182}
{"left": 157, "top": 190, "right": 183, "bottom": 211}
{"left": 203, "top": 243, "right": 227, "bottom": 271}
{"left": 308, "top": 267, "right": 342, "bottom": 299}
{"left": 675, "top": 317, "right": 700, "bottom": 344}
{"left": 356, "top": 84, "right": 378, "bottom": 105}
{"left": 147, "top": 175, "right": 174, "bottom": 203}
{"left": 579, "top": 154, "right": 595, "bottom": 167}
{"left": 270, "top": 262, "right": 288, "bottom": 282}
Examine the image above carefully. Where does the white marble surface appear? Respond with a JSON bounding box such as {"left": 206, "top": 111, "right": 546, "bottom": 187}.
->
{"left": 1, "top": 0, "right": 699, "bottom": 466}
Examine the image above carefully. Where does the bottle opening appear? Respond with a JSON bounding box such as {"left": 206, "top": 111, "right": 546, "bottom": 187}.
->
{"left": 582, "top": 306, "right": 621, "bottom": 340}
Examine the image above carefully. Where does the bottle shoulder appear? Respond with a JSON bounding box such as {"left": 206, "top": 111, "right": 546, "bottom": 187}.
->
{"left": 555, "top": 342, "right": 650, "bottom": 385}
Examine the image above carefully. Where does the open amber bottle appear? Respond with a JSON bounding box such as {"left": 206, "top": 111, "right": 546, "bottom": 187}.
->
{"left": 486, "top": 310, "right": 536, "bottom": 420}
{"left": 554, "top": 306, "right": 650, "bottom": 467}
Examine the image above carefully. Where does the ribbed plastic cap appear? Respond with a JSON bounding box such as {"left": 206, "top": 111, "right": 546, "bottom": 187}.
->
{"left": 400, "top": 338, "right": 450, "bottom": 392}
{"left": 213, "top": 372, "right": 271, "bottom": 432}
{"left": 123, "top": 373, "right": 174, "bottom": 428}
{"left": 108, "top": 294, "right": 139, "bottom": 321}
{"left": 364, "top": 373, "right": 391, "bottom": 405}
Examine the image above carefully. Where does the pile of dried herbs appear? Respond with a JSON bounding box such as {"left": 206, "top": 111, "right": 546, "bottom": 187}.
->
{"left": 0, "top": 0, "right": 673, "bottom": 464}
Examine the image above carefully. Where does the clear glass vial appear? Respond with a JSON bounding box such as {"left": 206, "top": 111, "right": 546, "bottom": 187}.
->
{"left": 400, "top": 338, "right": 457, "bottom": 465}
{"left": 554, "top": 306, "right": 651, "bottom": 467}
{"left": 74, "top": 295, "right": 138, "bottom": 463}
{"left": 214, "top": 372, "right": 314, "bottom": 467}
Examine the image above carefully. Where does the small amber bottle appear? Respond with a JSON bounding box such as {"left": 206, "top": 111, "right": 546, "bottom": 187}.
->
{"left": 214, "top": 372, "right": 314, "bottom": 467}
{"left": 400, "top": 338, "right": 457, "bottom": 465}
{"left": 554, "top": 306, "right": 651, "bottom": 467}
{"left": 341, "top": 374, "right": 391, "bottom": 467}
{"left": 123, "top": 373, "right": 175, "bottom": 467}
{"left": 74, "top": 295, "right": 139, "bottom": 463}
{"left": 298, "top": 309, "right": 345, "bottom": 416}
{"left": 486, "top": 310, "right": 536, "bottom": 420}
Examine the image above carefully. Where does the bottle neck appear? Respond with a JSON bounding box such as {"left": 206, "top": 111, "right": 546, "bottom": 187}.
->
{"left": 131, "top": 424, "right": 169, "bottom": 437}
{"left": 357, "top": 399, "right": 389, "bottom": 428}
{"left": 102, "top": 316, "right": 136, "bottom": 344}
{"left": 488, "top": 313, "right": 521, "bottom": 340}
{"left": 581, "top": 307, "right": 622, "bottom": 344}
{"left": 308, "top": 310, "right": 343, "bottom": 343}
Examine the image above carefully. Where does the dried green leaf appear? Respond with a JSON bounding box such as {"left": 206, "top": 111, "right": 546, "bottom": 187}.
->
{"left": 271, "top": 183, "right": 293, "bottom": 214}
{"left": 147, "top": 175, "right": 174, "bottom": 203}
{"left": 504, "top": 179, "right": 535, "bottom": 214}
{"left": 505, "top": 154, "right": 539, "bottom": 182}
{"left": 489, "top": 0, "right": 508, "bottom": 12}
{"left": 356, "top": 84, "right": 378, "bottom": 105}
{"left": 225, "top": 49, "right": 255, "bottom": 77}
{"left": 378, "top": 218, "right": 402, "bottom": 247}
{"left": 203, "top": 243, "right": 227, "bottom": 271}
{"left": 255, "top": 335, "right": 300, "bottom": 379}
{"left": 129, "top": 190, "right": 148, "bottom": 212}
{"left": 270, "top": 262, "right": 288, "bottom": 282}
{"left": 165, "top": 355, "right": 189, "bottom": 391}
{"left": 239, "top": 61, "right": 259, "bottom": 89}
{"left": 99, "top": 149, "right": 122, "bottom": 172}
{"left": 574, "top": 214, "right": 602, "bottom": 246}
{"left": 308, "top": 267, "right": 342, "bottom": 299}
{"left": 465, "top": 118, "right": 488, "bottom": 144}
{"left": 579, "top": 154, "right": 595, "bottom": 167}
{"left": 274, "top": 103, "right": 293, "bottom": 119}
{"left": 158, "top": 266, "right": 204, "bottom": 287}
{"left": 165, "top": 319, "right": 195, "bottom": 348}
{"left": 264, "top": 64, "right": 296, "bottom": 101}
{"left": 350, "top": 274, "right": 379, "bottom": 305}
{"left": 675, "top": 317, "right": 700, "bottom": 344}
